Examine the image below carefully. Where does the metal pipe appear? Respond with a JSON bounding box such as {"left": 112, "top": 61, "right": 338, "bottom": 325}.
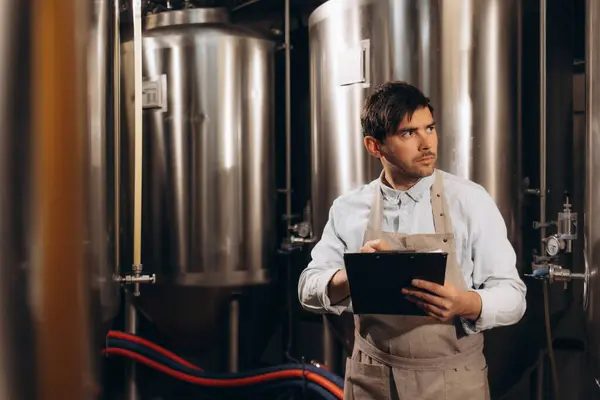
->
{"left": 539, "top": 1, "right": 560, "bottom": 398}
{"left": 132, "top": 0, "right": 143, "bottom": 296}
{"left": 228, "top": 297, "right": 240, "bottom": 372}
{"left": 125, "top": 295, "right": 138, "bottom": 400}
{"left": 114, "top": 0, "right": 121, "bottom": 276}
{"left": 126, "top": 0, "right": 143, "bottom": 398}
{"left": 322, "top": 315, "right": 335, "bottom": 369}
{"left": 539, "top": 0, "right": 547, "bottom": 248}
{"left": 586, "top": 0, "right": 597, "bottom": 314}
{"left": 284, "top": 0, "right": 292, "bottom": 237}
{"left": 31, "top": 0, "right": 96, "bottom": 397}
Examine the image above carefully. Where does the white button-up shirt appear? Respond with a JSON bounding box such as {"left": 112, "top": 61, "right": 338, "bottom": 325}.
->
{"left": 298, "top": 170, "right": 527, "bottom": 334}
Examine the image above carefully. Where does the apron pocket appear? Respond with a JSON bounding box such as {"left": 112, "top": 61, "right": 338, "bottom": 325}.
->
{"left": 344, "top": 357, "right": 390, "bottom": 400}
{"left": 443, "top": 362, "right": 490, "bottom": 400}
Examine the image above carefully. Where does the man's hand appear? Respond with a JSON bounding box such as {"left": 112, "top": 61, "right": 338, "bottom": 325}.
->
{"left": 359, "top": 239, "right": 392, "bottom": 253}
{"left": 327, "top": 239, "right": 392, "bottom": 305}
{"left": 402, "top": 280, "right": 482, "bottom": 322}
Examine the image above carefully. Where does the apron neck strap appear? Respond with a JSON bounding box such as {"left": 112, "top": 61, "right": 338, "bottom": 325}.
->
{"left": 365, "top": 175, "right": 384, "bottom": 234}
{"left": 364, "top": 170, "right": 453, "bottom": 238}
{"left": 431, "top": 171, "right": 452, "bottom": 235}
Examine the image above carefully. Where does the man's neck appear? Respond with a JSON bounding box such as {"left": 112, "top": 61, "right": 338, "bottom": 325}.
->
{"left": 382, "top": 169, "right": 421, "bottom": 191}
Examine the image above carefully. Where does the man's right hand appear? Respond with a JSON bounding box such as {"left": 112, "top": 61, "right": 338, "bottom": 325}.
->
{"left": 326, "top": 239, "right": 392, "bottom": 306}
{"left": 359, "top": 239, "right": 392, "bottom": 253}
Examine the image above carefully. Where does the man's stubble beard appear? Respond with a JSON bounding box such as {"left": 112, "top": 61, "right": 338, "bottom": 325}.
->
{"left": 391, "top": 159, "right": 436, "bottom": 180}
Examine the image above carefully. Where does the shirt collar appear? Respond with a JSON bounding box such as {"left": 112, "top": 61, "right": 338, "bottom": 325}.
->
{"left": 378, "top": 170, "right": 436, "bottom": 204}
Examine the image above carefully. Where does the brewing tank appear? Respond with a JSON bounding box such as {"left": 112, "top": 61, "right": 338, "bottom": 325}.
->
{"left": 309, "top": 0, "right": 521, "bottom": 256}
{"left": 120, "top": 8, "right": 278, "bottom": 365}
{"left": 584, "top": 0, "right": 600, "bottom": 385}
{"left": 0, "top": 0, "right": 106, "bottom": 397}
{"left": 86, "top": 0, "right": 120, "bottom": 343}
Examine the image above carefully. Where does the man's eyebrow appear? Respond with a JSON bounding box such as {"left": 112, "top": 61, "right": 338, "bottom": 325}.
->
{"left": 396, "top": 121, "right": 436, "bottom": 131}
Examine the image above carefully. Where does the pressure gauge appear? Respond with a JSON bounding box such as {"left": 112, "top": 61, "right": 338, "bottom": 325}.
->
{"left": 546, "top": 235, "right": 564, "bottom": 257}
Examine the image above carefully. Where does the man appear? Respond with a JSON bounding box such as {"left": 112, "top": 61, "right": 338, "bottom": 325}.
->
{"left": 298, "top": 81, "right": 527, "bottom": 400}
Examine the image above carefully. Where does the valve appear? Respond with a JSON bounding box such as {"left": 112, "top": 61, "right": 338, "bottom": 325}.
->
{"left": 527, "top": 192, "right": 584, "bottom": 288}
{"left": 280, "top": 202, "right": 317, "bottom": 253}
{"left": 526, "top": 264, "right": 586, "bottom": 289}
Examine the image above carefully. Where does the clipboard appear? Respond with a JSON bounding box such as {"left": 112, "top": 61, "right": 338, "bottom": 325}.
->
{"left": 343, "top": 251, "right": 448, "bottom": 316}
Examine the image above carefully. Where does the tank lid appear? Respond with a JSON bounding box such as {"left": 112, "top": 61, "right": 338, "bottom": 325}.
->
{"left": 145, "top": 8, "right": 229, "bottom": 30}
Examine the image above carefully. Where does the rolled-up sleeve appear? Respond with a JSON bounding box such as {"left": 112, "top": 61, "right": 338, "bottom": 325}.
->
{"left": 461, "top": 189, "right": 527, "bottom": 334}
{"left": 298, "top": 200, "right": 352, "bottom": 315}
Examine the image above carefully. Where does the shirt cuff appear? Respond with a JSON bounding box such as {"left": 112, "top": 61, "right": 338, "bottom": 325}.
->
{"left": 460, "top": 288, "right": 496, "bottom": 334}
{"left": 319, "top": 268, "right": 351, "bottom": 315}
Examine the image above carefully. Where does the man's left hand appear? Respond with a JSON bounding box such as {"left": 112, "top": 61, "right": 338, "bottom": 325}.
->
{"left": 402, "top": 280, "right": 482, "bottom": 322}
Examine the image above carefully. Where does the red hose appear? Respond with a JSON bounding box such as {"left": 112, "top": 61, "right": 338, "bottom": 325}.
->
{"left": 103, "top": 348, "right": 344, "bottom": 399}
{"left": 107, "top": 331, "right": 202, "bottom": 371}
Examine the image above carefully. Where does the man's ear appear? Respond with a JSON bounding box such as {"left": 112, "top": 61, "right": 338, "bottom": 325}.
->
{"left": 364, "top": 136, "right": 383, "bottom": 158}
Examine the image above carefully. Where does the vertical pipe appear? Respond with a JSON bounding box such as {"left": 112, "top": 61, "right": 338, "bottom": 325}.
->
{"left": 284, "top": 0, "right": 292, "bottom": 236}
{"left": 32, "top": 0, "right": 95, "bottom": 397}
{"left": 539, "top": 0, "right": 559, "bottom": 398}
{"left": 132, "top": 0, "right": 143, "bottom": 294}
{"left": 126, "top": 0, "right": 143, "bottom": 399}
{"left": 114, "top": 0, "right": 121, "bottom": 277}
{"left": 322, "top": 315, "right": 335, "bottom": 369}
{"left": 228, "top": 297, "right": 240, "bottom": 372}
{"left": 125, "top": 295, "right": 138, "bottom": 400}
{"left": 539, "top": 0, "right": 547, "bottom": 248}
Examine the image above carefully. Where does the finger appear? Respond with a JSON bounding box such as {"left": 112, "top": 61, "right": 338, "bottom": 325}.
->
{"left": 402, "top": 288, "right": 448, "bottom": 309}
{"left": 359, "top": 245, "right": 376, "bottom": 253}
{"left": 363, "top": 239, "right": 381, "bottom": 249}
{"left": 411, "top": 279, "right": 449, "bottom": 297}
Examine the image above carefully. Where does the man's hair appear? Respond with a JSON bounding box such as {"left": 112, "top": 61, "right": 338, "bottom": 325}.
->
{"left": 360, "top": 81, "right": 434, "bottom": 142}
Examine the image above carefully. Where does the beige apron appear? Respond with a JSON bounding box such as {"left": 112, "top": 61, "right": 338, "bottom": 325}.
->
{"left": 344, "top": 172, "right": 490, "bottom": 400}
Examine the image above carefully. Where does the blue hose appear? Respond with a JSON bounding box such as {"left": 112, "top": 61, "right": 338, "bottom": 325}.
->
{"left": 532, "top": 268, "right": 550, "bottom": 278}
{"left": 106, "top": 338, "right": 343, "bottom": 400}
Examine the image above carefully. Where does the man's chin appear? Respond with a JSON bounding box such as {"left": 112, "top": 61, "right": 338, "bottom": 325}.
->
{"left": 416, "top": 165, "right": 436, "bottom": 177}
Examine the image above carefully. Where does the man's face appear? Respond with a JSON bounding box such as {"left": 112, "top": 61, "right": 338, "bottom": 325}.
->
{"left": 364, "top": 107, "right": 438, "bottom": 179}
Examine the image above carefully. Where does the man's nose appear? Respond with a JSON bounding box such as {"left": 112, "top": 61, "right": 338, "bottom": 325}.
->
{"left": 419, "top": 131, "right": 431, "bottom": 150}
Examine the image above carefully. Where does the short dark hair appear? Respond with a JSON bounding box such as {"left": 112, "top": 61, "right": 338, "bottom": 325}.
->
{"left": 360, "top": 81, "right": 434, "bottom": 142}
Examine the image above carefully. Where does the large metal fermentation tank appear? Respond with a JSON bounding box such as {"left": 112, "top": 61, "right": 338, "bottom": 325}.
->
{"left": 120, "top": 8, "right": 279, "bottom": 366}
{"left": 584, "top": 0, "right": 600, "bottom": 386}
{"left": 309, "top": 0, "right": 520, "bottom": 253}
{"left": 0, "top": 0, "right": 109, "bottom": 398}
{"left": 308, "top": 0, "right": 524, "bottom": 393}
{"left": 86, "top": 0, "right": 121, "bottom": 344}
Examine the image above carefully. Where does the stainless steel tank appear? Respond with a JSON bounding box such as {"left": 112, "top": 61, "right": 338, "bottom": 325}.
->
{"left": 120, "top": 8, "right": 278, "bottom": 366}
{"left": 0, "top": 0, "right": 105, "bottom": 398}
{"left": 309, "top": 0, "right": 521, "bottom": 253}
{"left": 584, "top": 0, "right": 600, "bottom": 386}
{"left": 308, "top": 0, "right": 524, "bottom": 392}
{"left": 86, "top": 0, "right": 121, "bottom": 343}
